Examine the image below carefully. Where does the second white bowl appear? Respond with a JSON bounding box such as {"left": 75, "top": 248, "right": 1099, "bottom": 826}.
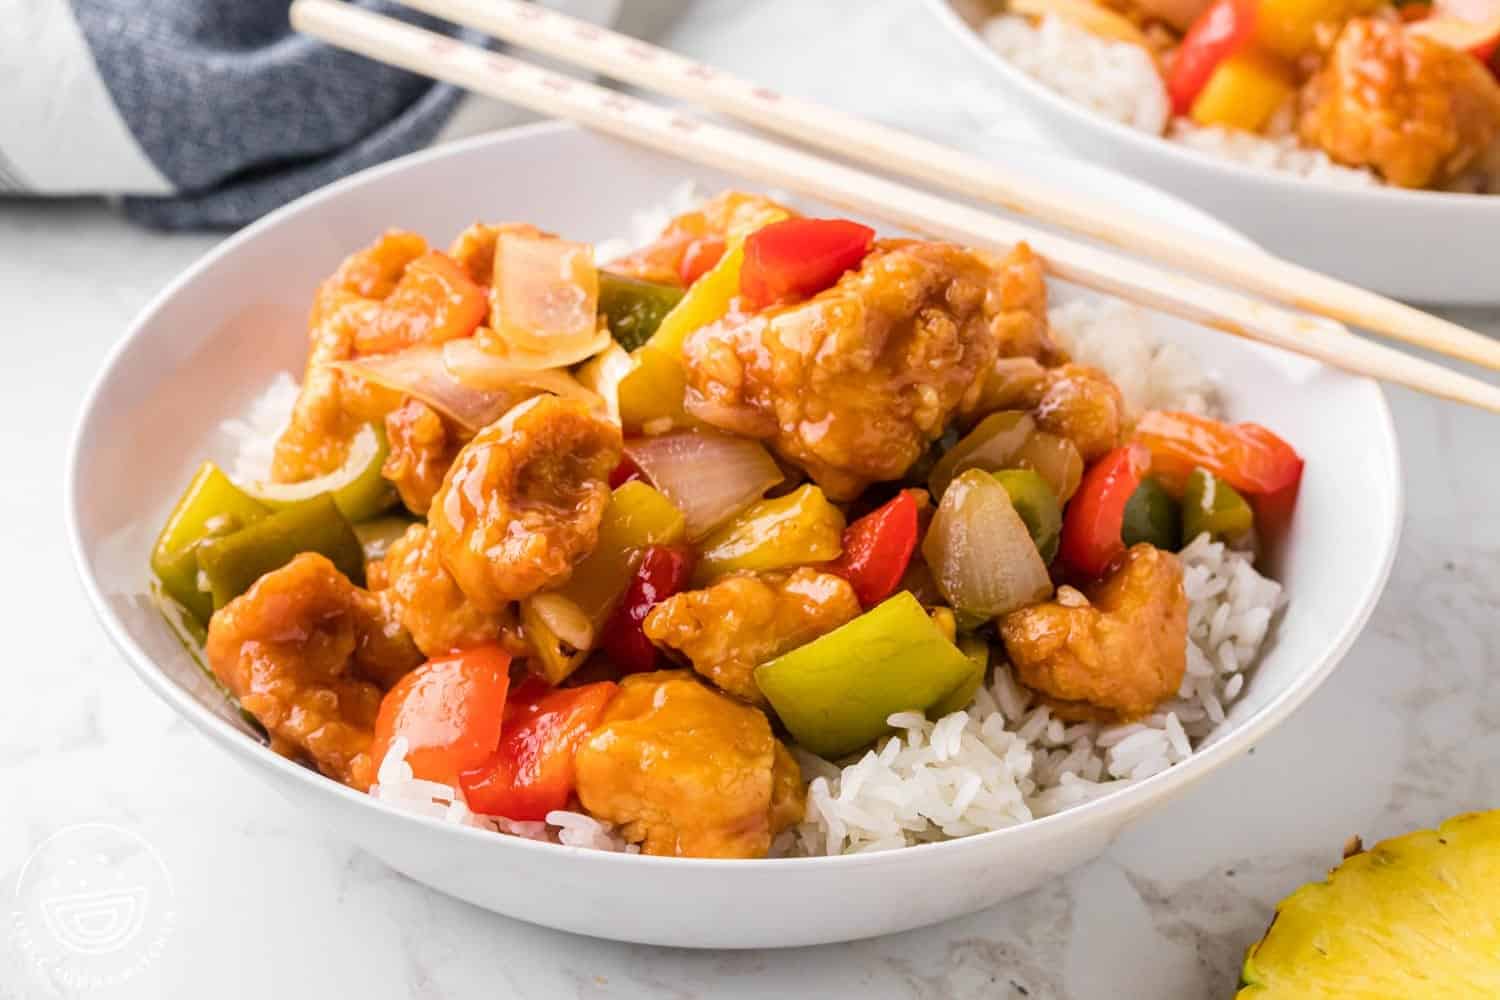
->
{"left": 927, "top": 0, "right": 1500, "bottom": 305}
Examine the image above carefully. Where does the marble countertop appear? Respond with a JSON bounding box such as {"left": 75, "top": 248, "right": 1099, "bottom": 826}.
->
{"left": 4, "top": 1, "right": 1499, "bottom": 997}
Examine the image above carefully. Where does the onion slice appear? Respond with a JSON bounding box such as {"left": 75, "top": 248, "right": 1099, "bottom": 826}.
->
{"left": 625, "top": 430, "right": 783, "bottom": 539}
{"left": 441, "top": 338, "right": 605, "bottom": 410}
{"left": 469, "top": 322, "right": 612, "bottom": 371}
{"left": 576, "top": 341, "right": 634, "bottom": 425}
{"left": 922, "top": 468, "right": 1053, "bottom": 618}
{"left": 330, "top": 348, "right": 526, "bottom": 432}
{"left": 492, "top": 232, "right": 600, "bottom": 356}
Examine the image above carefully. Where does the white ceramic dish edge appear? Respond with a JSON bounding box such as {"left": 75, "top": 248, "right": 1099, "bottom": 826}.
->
{"left": 925, "top": 0, "right": 1500, "bottom": 304}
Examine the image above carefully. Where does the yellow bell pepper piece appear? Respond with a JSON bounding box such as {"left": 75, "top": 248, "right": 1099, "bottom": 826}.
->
{"left": 692, "top": 484, "right": 845, "bottom": 585}
{"left": 617, "top": 244, "right": 745, "bottom": 431}
{"left": 519, "top": 597, "right": 589, "bottom": 685}
{"left": 616, "top": 206, "right": 788, "bottom": 432}
{"left": 550, "top": 481, "right": 687, "bottom": 629}
{"left": 617, "top": 342, "right": 692, "bottom": 432}
{"left": 1189, "top": 51, "right": 1296, "bottom": 133}
{"left": 1256, "top": 0, "right": 1383, "bottom": 60}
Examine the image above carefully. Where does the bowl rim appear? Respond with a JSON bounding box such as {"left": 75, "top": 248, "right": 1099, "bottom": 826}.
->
{"left": 925, "top": 0, "right": 1500, "bottom": 212}
{"left": 66, "top": 120, "right": 1403, "bottom": 871}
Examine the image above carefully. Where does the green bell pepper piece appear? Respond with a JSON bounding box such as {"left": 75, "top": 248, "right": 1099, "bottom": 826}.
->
{"left": 243, "top": 423, "right": 397, "bottom": 523}
{"left": 1122, "top": 476, "right": 1183, "bottom": 551}
{"left": 928, "top": 410, "right": 1036, "bottom": 500}
{"left": 597, "top": 272, "right": 685, "bottom": 352}
{"left": 196, "top": 493, "right": 364, "bottom": 610}
{"left": 554, "top": 480, "right": 688, "bottom": 629}
{"left": 151, "top": 462, "right": 271, "bottom": 623}
{"left": 993, "top": 469, "right": 1063, "bottom": 564}
{"left": 931, "top": 635, "right": 990, "bottom": 718}
{"left": 754, "top": 592, "right": 976, "bottom": 759}
{"left": 1182, "top": 467, "right": 1254, "bottom": 545}
{"left": 692, "top": 483, "right": 845, "bottom": 585}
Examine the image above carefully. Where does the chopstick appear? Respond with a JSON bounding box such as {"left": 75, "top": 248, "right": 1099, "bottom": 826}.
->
{"left": 289, "top": 0, "right": 1500, "bottom": 414}
{"left": 390, "top": 0, "right": 1500, "bottom": 376}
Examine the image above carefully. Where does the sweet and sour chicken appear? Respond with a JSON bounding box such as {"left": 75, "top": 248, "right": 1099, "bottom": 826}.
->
{"left": 158, "top": 191, "right": 1301, "bottom": 860}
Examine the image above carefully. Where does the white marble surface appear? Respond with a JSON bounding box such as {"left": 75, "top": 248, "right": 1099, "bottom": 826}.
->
{"left": 4, "top": 1, "right": 1500, "bottom": 997}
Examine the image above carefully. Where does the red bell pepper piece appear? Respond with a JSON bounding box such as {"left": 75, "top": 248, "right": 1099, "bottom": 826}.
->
{"left": 357, "top": 251, "right": 487, "bottom": 354}
{"left": 459, "top": 677, "right": 618, "bottom": 821}
{"left": 369, "top": 644, "right": 512, "bottom": 787}
{"left": 1133, "top": 411, "right": 1304, "bottom": 498}
{"left": 599, "top": 545, "right": 695, "bottom": 674}
{"left": 828, "top": 490, "right": 921, "bottom": 608}
{"left": 678, "top": 236, "right": 727, "bottom": 286}
{"left": 739, "top": 218, "right": 876, "bottom": 309}
{"left": 1166, "top": 0, "right": 1258, "bottom": 115}
{"left": 1059, "top": 444, "right": 1151, "bottom": 579}
{"left": 609, "top": 455, "right": 646, "bottom": 489}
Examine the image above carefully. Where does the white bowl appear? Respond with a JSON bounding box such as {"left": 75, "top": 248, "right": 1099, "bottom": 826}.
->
{"left": 926, "top": 0, "right": 1500, "bottom": 305}
{"left": 67, "top": 122, "right": 1401, "bottom": 948}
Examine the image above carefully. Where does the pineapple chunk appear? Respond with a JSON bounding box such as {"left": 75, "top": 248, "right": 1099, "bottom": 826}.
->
{"left": 1238, "top": 811, "right": 1500, "bottom": 998}
{"left": 1189, "top": 51, "right": 1295, "bottom": 132}
{"left": 1257, "top": 0, "right": 1385, "bottom": 60}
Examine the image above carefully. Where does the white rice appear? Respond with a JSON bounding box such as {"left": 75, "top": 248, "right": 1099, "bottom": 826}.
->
{"left": 982, "top": 14, "right": 1170, "bottom": 134}
{"left": 1168, "top": 118, "right": 1377, "bottom": 188}
{"left": 980, "top": 14, "right": 1377, "bottom": 187}
{"left": 220, "top": 371, "right": 300, "bottom": 484}
{"left": 592, "top": 179, "right": 706, "bottom": 265}
{"left": 224, "top": 211, "right": 1287, "bottom": 858}
{"left": 1048, "top": 297, "right": 1217, "bottom": 418}
{"left": 370, "top": 737, "right": 637, "bottom": 852}
{"left": 789, "top": 528, "right": 1283, "bottom": 856}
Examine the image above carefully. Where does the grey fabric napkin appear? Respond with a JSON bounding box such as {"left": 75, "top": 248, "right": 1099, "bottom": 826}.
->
{"left": 0, "top": 0, "right": 644, "bottom": 230}
{"left": 78, "top": 0, "right": 482, "bottom": 229}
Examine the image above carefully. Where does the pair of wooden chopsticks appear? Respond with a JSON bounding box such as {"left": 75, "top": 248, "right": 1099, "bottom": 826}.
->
{"left": 290, "top": 0, "right": 1500, "bottom": 414}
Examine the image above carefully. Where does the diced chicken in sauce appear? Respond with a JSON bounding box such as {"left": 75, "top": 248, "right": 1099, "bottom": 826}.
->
{"left": 430, "top": 395, "right": 622, "bottom": 612}
{"left": 1001, "top": 544, "right": 1189, "bottom": 722}
{"left": 205, "top": 553, "right": 422, "bottom": 790}
{"left": 154, "top": 192, "right": 1302, "bottom": 861}
{"left": 1300, "top": 17, "right": 1500, "bottom": 189}
{"left": 371, "top": 523, "right": 521, "bottom": 659}
{"left": 682, "top": 241, "right": 1063, "bottom": 500}
{"left": 574, "top": 671, "right": 803, "bottom": 858}
{"left": 271, "top": 232, "right": 426, "bottom": 483}
{"left": 643, "top": 567, "right": 861, "bottom": 704}
{"left": 382, "top": 398, "right": 465, "bottom": 516}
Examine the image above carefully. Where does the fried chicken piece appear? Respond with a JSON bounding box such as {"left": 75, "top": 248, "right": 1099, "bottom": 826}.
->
{"left": 683, "top": 241, "right": 1061, "bottom": 500}
{"left": 643, "top": 568, "right": 861, "bottom": 704}
{"left": 446, "top": 222, "right": 549, "bottom": 286}
{"left": 330, "top": 229, "right": 429, "bottom": 299}
{"left": 971, "top": 360, "right": 1124, "bottom": 463}
{"left": 382, "top": 399, "right": 465, "bottom": 515}
{"left": 205, "top": 553, "right": 423, "bottom": 790}
{"left": 1034, "top": 363, "right": 1126, "bottom": 463}
{"left": 429, "top": 395, "right": 622, "bottom": 612}
{"left": 606, "top": 190, "right": 797, "bottom": 286}
{"left": 270, "top": 231, "right": 425, "bottom": 483}
{"left": 1299, "top": 17, "right": 1500, "bottom": 189}
{"left": 371, "top": 523, "right": 520, "bottom": 659}
{"left": 1000, "top": 544, "right": 1187, "bottom": 722}
{"left": 574, "top": 672, "right": 803, "bottom": 858}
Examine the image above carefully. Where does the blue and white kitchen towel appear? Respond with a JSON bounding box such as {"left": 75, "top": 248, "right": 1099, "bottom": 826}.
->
{"left": 0, "top": 0, "right": 636, "bottom": 229}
